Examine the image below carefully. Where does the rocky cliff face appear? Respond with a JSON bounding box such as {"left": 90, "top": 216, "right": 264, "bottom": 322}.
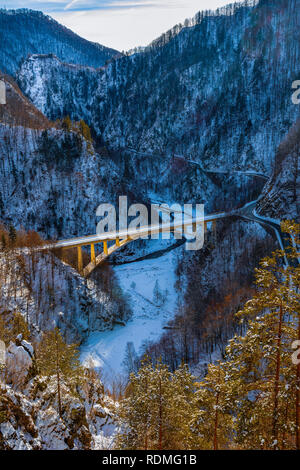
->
{"left": 0, "top": 9, "right": 118, "bottom": 77}
{"left": 0, "top": 76, "right": 131, "bottom": 342}
{"left": 0, "top": 5, "right": 299, "bottom": 449}
{"left": 0, "top": 337, "right": 115, "bottom": 450}
{"left": 0, "top": 74, "right": 123, "bottom": 239}
{"left": 17, "top": 0, "right": 300, "bottom": 173}
{"left": 0, "top": 251, "right": 131, "bottom": 344}
{"left": 257, "top": 119, "right": 300, "bottom": 221}
{"left": 0, "top": 122, "right": 123, "bottom": 238}
{"left": 0, "top": 74, "right": 263, "bottom": 241}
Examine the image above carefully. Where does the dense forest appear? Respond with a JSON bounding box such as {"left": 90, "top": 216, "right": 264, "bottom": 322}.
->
{"left": 0, "top": 0, "right": 299, "bottom": 451}
{"left": 1, "top": 222, "right": 299, "bottom": 449}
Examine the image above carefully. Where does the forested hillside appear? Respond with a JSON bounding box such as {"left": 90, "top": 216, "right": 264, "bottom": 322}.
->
{"left": 0, "top": 9, "right": 118, "bottom": 77}
{"left": 257, "top": 118, "right": 300, "bottom": 221}
{"left": 17, "top": 0, "right": 300, "bottom": 173}
{"left": 0, "top": 0, "right": 299, "bottom": 451}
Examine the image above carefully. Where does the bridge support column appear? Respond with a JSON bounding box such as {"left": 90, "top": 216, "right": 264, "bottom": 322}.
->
{"left": 91, "top": 243, "right": 96, "bottom": 265}
{"left": 77, "top": 246, "right": 83, "bottom": 273}
{"left": 103, "top": 241, "right": 108, "bottom": 255}
{"left": 61, "top": 247, "right": 67, "bottom": 263}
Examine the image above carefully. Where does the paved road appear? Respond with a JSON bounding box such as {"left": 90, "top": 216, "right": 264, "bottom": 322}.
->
{"left": 41, "top": 150, "right": 297, "bottom": 268}
{"left": 186, "top": 159, "right": 269, "bottom": 180}
{"left": 126, "top": 148, "right": 269, "bottom": 180}
{"left": 50, "top": 210, "right": 230, "bottom": 250}
{"left": 238, "top": 200, "right": 298, "bottom": 267}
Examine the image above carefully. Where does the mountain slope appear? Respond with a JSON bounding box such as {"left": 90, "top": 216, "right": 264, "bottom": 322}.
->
{"left": 257, "top": 119, "right": 300, "bottom": 221}
{"left": 0, "top": 71, "right": 125, "bottom": 239}
{"left": 0, "top": 338, "right": 115, "bottom": 450}
{"left": 17, "top": 0, "right": 300, "bottom": 173}
{"left": 0, "top": 9, "right": 118, "bottom": 77}
{"left": 0, "top": 73, "right": 50, "bottom": 128}
{"left": 0, "top": 248, "right": 130, "bottom": 344}
{"left": 0, "top": 69, "right": 261, "bottom": 239}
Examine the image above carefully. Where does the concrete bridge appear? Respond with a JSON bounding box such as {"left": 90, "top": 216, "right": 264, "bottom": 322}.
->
{"left": 48, "top": 211, "right": 232, "bottom": 277}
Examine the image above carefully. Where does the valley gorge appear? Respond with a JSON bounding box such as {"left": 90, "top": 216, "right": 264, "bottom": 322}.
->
{"left": 0, "top": 0, "right": 299, "bottom": 451}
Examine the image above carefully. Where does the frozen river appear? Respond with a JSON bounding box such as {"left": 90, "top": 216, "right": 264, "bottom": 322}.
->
{"left": 80, "top": 249, "right": 179, "bottom": 384}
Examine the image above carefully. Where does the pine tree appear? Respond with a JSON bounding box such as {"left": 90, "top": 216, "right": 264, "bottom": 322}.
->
{"left": 225, "top": 222, "right": 300, "bottom": 449}
{"left": 11, "top": 312, "right": 30, "bottom": 342}
{"left": 116, "top": 359, "right": 197, "bottom": 450}
{"left": 79, "top": 119, "right": 92, "bottom": 142}
{"left": 36, "top": 328, "right": 81, "bottom": 418}
{"left": 116, "top": 357, "right": 153, "bottom": 450}
{"left": 169, "top": 363, "right": 198, "bottom": 449}
{"left": 226, "top": 315, "right": 294, "bottom": 449}
{"left": 62, "top": 115, "right": 72, "bottom": 132}
{"left": 0, "top": 312, "right": 30, "bottom": 346}
{"left": 149, "top": 359, "right": 174, "bottom": 450}
{"left": 281, "top": 221, "right": 300, "bottom": 449}
{"left": 0, "top": 315, "right": 8, "bottom": 345}
{"left": 191, "top": 361, "right": 235, "bottom": 450}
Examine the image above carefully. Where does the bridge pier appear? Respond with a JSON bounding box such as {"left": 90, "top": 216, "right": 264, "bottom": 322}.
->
{"left": 50, "top": 212, "right": 226, "bottom": 277}
{"left": 77, "top": 246, "right": 83, "bottom": 273}
{"left": 91, "top": 243, "right": 96, "bottom": 265}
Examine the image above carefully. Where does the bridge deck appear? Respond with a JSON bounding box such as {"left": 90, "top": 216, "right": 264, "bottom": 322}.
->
{"left": 49, "top": 212, "right": 230, "bottom": 250}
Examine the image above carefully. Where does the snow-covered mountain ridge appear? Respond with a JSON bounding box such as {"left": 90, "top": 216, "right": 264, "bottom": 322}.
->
{"left": 0, "top": 1, "right": 299, "bottom": 450}
{"left": 0, "top": 75, "right": 131, "bottom": 345}
{"left": 0, "top": 9, "right": 119, "bottom": 77}
{"left": 257, "top": 118, "right": 300, "bottom": 222}
{"left": 17, "top": 0, "right": 300, "bottom": 174}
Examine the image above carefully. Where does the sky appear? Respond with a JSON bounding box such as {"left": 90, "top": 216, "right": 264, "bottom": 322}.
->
{"left": 1, "top": 0, "right": 231, "bottom": 51}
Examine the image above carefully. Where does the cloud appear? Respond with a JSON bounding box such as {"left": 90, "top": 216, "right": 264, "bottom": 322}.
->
{"left": 1, "top": 0, "right": 230, "bottom": 13}
{"left": 1, "top": 1, "right": 67, "bottom": 12}
{"left": 1, "top": 0, "right": 165, "bottom": 12}
{"left": 64, "top": 1, "right": 156, "bottom": 11}
{"left": 1, "top": 0, "right": 231, "bottom": 49}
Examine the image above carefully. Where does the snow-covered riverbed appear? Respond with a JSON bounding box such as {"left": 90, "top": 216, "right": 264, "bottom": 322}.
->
{"left": 80, "top": 249, "right": 179, "bottom": 384}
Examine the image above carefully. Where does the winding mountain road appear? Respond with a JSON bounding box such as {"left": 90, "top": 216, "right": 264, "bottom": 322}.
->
{"left": 40, "top": 150, "right": 297, "bottom": 269}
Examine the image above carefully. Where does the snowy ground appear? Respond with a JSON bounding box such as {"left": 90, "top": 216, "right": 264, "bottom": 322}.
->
{"left": 80, "top": 248, "right": 179, "bottom": 385}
